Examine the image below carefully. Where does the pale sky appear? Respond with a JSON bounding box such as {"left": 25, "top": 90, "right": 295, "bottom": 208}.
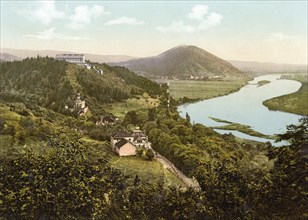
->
{"left": 1, "top": 0, "right": 307, "bottom": 64}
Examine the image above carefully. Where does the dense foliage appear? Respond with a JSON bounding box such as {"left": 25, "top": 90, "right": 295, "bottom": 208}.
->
{"left": 0, "top": 138, "right": 121, "bottom": 219}
{"left": 111, "top": 66, "right": 163, "bottom": 96}
{"left": 0, "top": 57, "right": 74, "bottom": 113}
{"left": 265, "top": 117, "right": 307, "bottom": 219}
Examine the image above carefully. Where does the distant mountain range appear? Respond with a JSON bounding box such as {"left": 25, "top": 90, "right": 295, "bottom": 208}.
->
{"left": 0, "top": 52, "right": 22, "bottom": 62}
{"left": 111, "top": 45, "right": 245, "bottom": 79}
{"left": 228, "top": 60, "right": 307, "bottom": 74}
{"left": 1, "top": 47, "right": 307, "bottom": 74}
{"left": 0, "top": 48, "right": 135, "bottom": 63}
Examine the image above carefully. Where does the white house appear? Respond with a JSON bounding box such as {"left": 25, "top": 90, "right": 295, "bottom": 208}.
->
{"left": 114, "top": 139, "right": 137, "bottom": 156}
{"left": 111, "top": 128, "right": 151, "bottom": 156}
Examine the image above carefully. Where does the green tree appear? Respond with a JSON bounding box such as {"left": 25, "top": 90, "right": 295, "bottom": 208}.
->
{"left": 134, "top": 174, "right": 141, "bottom": 186}
{"left": 148, "top": 108, "right": 156, "bottom": 121}
{"left": 0, "top": 118, "right": 4, "bottom": 132}
{"left": 185, "top": 112, "right": 191, "bottom": 122}
{"left": 136, "top": 147, "right": 144, "bottom": 157}
{"left": 145, "top": 148, "right": 155, "bottom": 160}
{"left": 276, "top": 117, "right": 308, "bottom": 147}
{"left": 267, "top": 117, "right": 308, "bottom": 219}
{"left": 123, "top": 110, "right": 139, "bottom": 125}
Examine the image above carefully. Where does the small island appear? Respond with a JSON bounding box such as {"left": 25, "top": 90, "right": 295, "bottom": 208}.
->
{"left": 209, "top": 117, "right": 276, "bottom": 139}
{"left": 257, "top": 80, "right": 271, "bottom": 87}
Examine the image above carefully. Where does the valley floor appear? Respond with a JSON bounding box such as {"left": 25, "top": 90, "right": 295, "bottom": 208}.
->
{"left": 168, "top": 79, "right": 248, "bottom": 101}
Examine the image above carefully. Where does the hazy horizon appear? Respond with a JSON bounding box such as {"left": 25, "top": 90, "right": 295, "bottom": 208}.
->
{"left": 1, "top": 1, "right": 307, "bottom": 65}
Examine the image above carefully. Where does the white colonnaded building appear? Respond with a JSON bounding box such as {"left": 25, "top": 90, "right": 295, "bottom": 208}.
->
{"left": 55, "top": 54, "right": 86, "bottom": 65}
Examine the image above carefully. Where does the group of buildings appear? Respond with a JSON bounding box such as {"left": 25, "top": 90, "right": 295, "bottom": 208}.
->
{"left": 55, "top": 54, "right": 103, "bottom": 74}
{"left": 64, "top": 92, "right": 88, "bottom": 116}
{"left": 75, "top": 92, "right": 88, "bottom": 115}
{"left": 111, "top": 128, "right": 152, "bottom": 156}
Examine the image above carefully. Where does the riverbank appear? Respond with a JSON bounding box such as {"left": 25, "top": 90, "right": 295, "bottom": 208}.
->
{"left": 178, "top": 74, "right": 302, "bottom": 144}
{"left": 263, "top": 73, "right": 308, "bottom": 115}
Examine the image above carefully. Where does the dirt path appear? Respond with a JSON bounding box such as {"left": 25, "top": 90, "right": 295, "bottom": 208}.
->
{"left": 156, "top": 154, "right": 200, "bottom": 191}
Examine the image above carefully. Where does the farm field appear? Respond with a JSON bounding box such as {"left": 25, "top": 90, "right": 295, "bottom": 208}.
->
{"left": 169, "top": 80, "right": 248, "bottom": 100}
{"left": 105, "top": 93, "right": 159, "bottom": 118}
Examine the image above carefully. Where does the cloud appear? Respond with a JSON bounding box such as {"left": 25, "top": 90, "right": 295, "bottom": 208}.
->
{"left": 32, "top": 0, "right": 65, "bottom": 25}
{"left": 24, "top": 28, "right": 90, "bottom": 40}
{"left": 104, "top": 17, "right": 145, "bottom": 26}
{"left": 68, "top": 5, "right": 109, "bottom": 29}
{"left": 198, "top": 12, "right": 223, "bottom": 30}
{"left": 24, "top": 27, "right": 56, "bottom": 40}
{"left": 22, "top": 1, "right": 107, "bottom": 29}
{"left": 156, "top": 21, "right": 195, "bottom": 33}
{"left": 156, "top": 4, "right": 223, "bottom": 33}
{"left": 187, "top": 5, "right": 208, "bottom": 21}
{"left": 266, "top": 33, "right": 294, "bottom": 41}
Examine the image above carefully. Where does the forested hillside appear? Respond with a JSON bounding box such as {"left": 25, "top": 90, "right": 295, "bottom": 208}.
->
{"left": 0, "top": 57, "right": 306, "bottom": 219}
{"left": 0, "top": 57, "right": 163, "bottom": 116}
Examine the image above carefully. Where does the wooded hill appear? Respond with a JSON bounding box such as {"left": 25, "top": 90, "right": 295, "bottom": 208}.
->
{"left": 112, "top": 45, "right": 247, "bottom": 79}
{"left": 0, "top": 57, "right": 163, "bottom": 116}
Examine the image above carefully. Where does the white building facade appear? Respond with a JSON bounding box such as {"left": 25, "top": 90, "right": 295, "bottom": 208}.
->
{"left": 55, "top": 54, "right": 85, "bottom": 65}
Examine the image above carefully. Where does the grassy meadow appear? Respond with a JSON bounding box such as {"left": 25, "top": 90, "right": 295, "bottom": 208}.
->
{"left": 105, "top": 93, "right": 159, "bottom": 118}
{"left": 110, "top": 156, "right": 184, "bottom": 187}
{"left": 263, "top": 73, "right": 308, "bottom": 115}
{"left": 169, "top": 80, "right": 248, "bottom": 100}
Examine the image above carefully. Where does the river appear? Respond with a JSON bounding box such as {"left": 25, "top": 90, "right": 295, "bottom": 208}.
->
{"left": 178, "top": 74, "right": 303, "bottom": 146}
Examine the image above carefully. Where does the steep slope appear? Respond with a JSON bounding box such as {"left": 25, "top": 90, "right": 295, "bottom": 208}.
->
{"left": 0, "top": 57, "right": 162, "bottom": 116}
{"left": 113, "top": 45, "right": 246, "bottom": 79}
